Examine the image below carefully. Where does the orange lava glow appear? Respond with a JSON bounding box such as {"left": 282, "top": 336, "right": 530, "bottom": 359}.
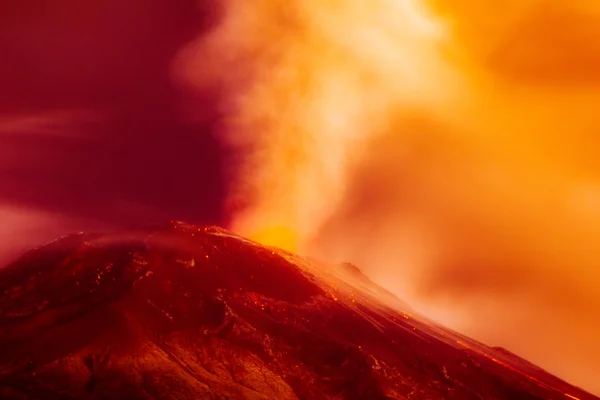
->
{"left": 175, "top": 0, "right": 600, "bottom": 395}
{"left": 251, "top": 225, "right": 299, "bottom": 252}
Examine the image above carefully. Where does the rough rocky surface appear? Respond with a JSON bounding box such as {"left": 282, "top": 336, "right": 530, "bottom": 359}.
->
{"left": 0, "top": 222, "right": 596, "bottom": 399}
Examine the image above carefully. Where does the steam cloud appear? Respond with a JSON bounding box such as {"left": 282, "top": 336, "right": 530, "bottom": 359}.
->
{"left": 175, "top": 0, "right": 600, "bottom": 394}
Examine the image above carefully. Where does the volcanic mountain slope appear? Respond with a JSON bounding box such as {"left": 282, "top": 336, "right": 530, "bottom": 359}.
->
{"left": 0, "top": 223, "right": 596, "bottom": 400}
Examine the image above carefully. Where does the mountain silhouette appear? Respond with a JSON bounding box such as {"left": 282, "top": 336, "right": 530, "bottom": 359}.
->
{"left": 0, "top": 222, "right": 596, "bottom": 399}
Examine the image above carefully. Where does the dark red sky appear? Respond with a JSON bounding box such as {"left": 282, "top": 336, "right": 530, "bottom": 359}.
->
{"left": 0, "top": 0, "right": 225, "bottom": 222}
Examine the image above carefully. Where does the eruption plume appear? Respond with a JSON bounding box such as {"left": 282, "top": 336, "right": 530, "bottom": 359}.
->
{"left": 175, "top": 0, "right": 467, "bottom": 251}
{"left": 175, "top": 0, "right": 600, "bottom": 395}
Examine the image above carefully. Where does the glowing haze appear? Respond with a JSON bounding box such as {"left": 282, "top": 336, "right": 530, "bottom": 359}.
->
{"left": 176, "top": 0, "right": 600, "bottom": 394}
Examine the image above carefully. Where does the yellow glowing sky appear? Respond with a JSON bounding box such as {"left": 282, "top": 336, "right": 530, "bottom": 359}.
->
{"left": 175, "top": 0, "right": 600, "bottom": 394}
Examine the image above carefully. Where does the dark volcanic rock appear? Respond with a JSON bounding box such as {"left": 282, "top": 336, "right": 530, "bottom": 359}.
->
{"left": 0, "top": 222, "right": 596, "bottom": 400}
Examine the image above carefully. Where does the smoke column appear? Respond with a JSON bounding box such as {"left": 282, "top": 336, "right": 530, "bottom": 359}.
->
{"left": 175, "top": 0, "right": 600, "bottom": 394}
{"left": 175, "top": 0, "right": 468, "bottom": 250}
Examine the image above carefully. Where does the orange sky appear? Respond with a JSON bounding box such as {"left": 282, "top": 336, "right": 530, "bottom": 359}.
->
{"left": 176, "top": 0, "right": 600, "bottom": 394}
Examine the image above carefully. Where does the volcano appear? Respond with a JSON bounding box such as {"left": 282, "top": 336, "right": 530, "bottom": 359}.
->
{"left": 0, "top": 222, "right": 596, "bottom": 400}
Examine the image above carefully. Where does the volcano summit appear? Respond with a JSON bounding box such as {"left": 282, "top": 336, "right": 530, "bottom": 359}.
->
{"left": 0, "top": 222, "right": 596, "bottom": 399}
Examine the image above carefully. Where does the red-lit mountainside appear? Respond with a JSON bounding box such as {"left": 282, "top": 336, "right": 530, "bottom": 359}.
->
{"left": 0, "top": 223, "right": 596, "bottom": 400}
